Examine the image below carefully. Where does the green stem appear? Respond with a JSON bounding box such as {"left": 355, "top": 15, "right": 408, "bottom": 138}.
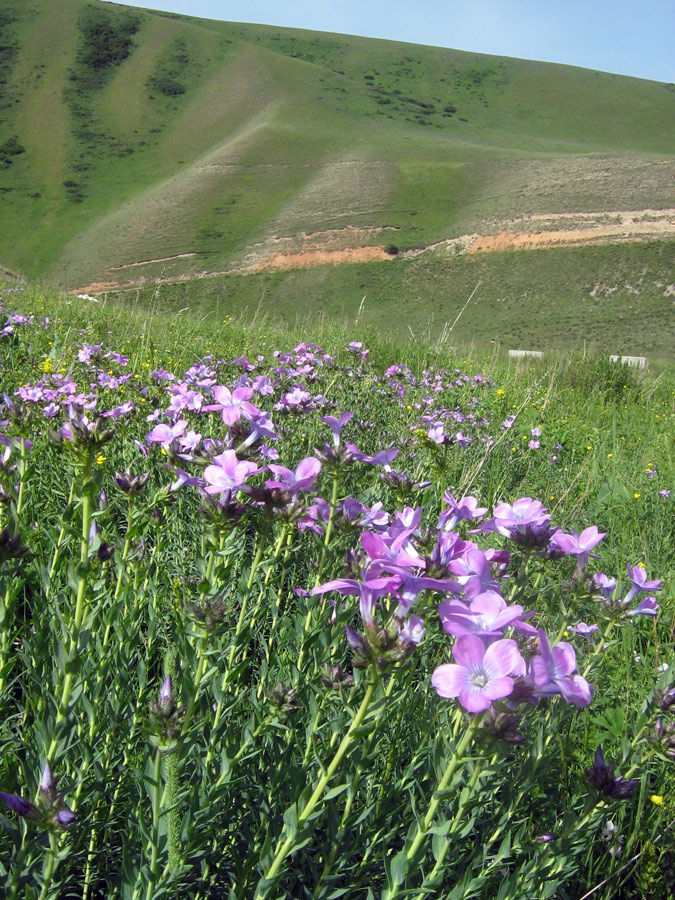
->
{"left": 255, "top": 680, "right": 378, "bottom": 898}
{"left": 37, "top": 831, "right": 58, "bottom": 900}
{"left": 16, "top": 437, "right": 27, "bottom": 517}
{"left": 296, "top": 472, "right": 340, "bottom": 673}
{"left": 317, "top": 677, "right": 398, "bottom": 891}
{"left": 183, "top": 632, "right": 208, "bottom": 733}
{"left": 583, "top": 618, "right": 617, "bottom": 678}
{"left": 421, "top": 756, "right": 488, "bottom": 892}
{"left": 382, "top": 713, "right": 483, "bottom": 900}
{"left": 207, "top": 530, "right": 268, "bottom": 763}
{"left": 6, "top": 832, "right": 28, "bottom": 900}
{"left": 145, "top": 748, "right": 163, "bottom": 900}
{"left": 0, "top": 577, "right": 14, "bottom": 697}
{"left": 46, "top": 466, "right": 93, "bottom": 764}
{"left": 46, "top": 480, "right": 76, "bottom": 596}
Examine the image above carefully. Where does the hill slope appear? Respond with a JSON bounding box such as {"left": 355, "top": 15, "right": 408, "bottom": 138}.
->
{"left": 0, "top": 0, "right": 673, "bottom": 352}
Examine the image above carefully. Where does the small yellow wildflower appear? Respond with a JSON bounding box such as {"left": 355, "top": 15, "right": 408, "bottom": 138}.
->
{"left": 497, "top": 388, "right": 505, "bottom": 397}
{"left": 634, "top": 493, "right": 640, "bottom": 499}
{"left": 39, "top": 358, "right": 54, "bottom": 374}
{"left": 96, "top": 453, "right": 107, "bottom": 466}
{"left": 607, "top": 453, "right": 613, "bottom": 459}
{"left": 650, "top": 795, "right": 664, "bottom": 806}
{"left": 586, "top": 445, "right": 592, "bottom": 451}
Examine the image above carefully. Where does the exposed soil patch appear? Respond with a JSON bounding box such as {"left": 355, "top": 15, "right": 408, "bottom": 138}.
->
{"left": 470, "top": 229, "right": 642, "bottom": 253}
{"left": 468, "top": 208, "right": 674, "bottom": 253}
{"left": 74, "top": 208, "right": 674, "bottom": 289}
{"left": 258, "top": 245, "right": 389, "bottom": 271}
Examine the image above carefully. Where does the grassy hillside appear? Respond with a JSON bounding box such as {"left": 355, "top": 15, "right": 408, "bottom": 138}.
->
{"left": 0, "top": 0, "right": 673, "bottom": 351}
{"left": 97, "top": 241, "right": 674, "bottom": 360}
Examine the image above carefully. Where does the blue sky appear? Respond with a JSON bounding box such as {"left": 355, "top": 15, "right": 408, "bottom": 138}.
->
{"left": 112, "top": 0, "right": 674, "bottom": 83}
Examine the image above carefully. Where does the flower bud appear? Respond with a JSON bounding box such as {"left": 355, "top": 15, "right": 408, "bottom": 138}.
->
{"left": 266, "top": 681, "right": 301, "bottom": 716}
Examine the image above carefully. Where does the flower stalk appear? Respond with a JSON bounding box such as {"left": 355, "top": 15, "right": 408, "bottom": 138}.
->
{"left": 255, "top": 679, "right": 378, "bottom": 898}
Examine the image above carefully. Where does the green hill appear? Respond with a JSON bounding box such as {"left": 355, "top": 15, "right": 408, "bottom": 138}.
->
{"left": 0, "top": 0, "right": 673, "bottom": 353}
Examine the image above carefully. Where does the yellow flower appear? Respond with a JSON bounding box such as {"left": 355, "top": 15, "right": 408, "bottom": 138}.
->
{"left": 497, "top": 388, "right": 505, "bottom": 397}
{"left": 634, "top": 493, "right": 640, "bottom": 500}
{"left": 96, "top": 453, "right": 107, "bottom": 466}
{"left": 586, "top": 445, "right": 592, "bottom": 451}
{"left": 650, "top": 795, "right": 664, "bottom": 806}
{"left": 607, "top": 453, "right": 613, "bottom": 459}
{"left": 39, "top": 357, "right": 54, "bottom": 374}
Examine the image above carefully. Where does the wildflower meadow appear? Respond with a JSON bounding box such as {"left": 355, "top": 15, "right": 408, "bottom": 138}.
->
{"left": 0, "top": 284, "right": 673, "bottom": 899}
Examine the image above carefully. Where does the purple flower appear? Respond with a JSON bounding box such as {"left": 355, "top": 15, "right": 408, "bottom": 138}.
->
{"left": 624, "top": 564, "right": 661, "bottom": 604}
{"left": 549, "top": 526, "right": 605, "bottom": 573}
{"left": 393, "top": 571, "right": 460, "bottom": 619}
{"left": 569, "top": 622, "right": 599, "bottom": 636}
{"left": 483, "top": 498, "right": 554, "bottom": 548}
{"left": 438, "top": 493, "right": 487, "bottom": 532}
{"left": 594, "top": 573, "right": 617, "bottom": 601}
{"left": 265, "top": 456, "right": 322, "bottom": 496}
{"left": 178, "top": 430, "right": 201, "bottom": 453}
{"left": 203, "top": 450, "right": 262, "bottom": 495}
{"left": 625, "top": 596, "right": 659, "bottom": 618}
{"left": 439, "top": 594, "right": 524, "bottom": 640}
{"left": 1, "top": 762, "right": 75, "bottom": 829}
{"left": 530, "top": 630, "right": 593, "bottom": 707}
{"left": 360, "top": 530, "right": 424, "bottom": 575}
{"left": 312, "top": 575, "right": 398, "bottom": 627}
{"left": 0, "top": 791, "right": 38, "bottom": 819}
{"left": 347, "top": 444, "right": 399, "bottom": 469}
{"left": 449, "top": 549, "right": 503, "bottom": 603}
{"left": 398, "top": 614, "right": 425, "bottom": 645}
{"left": 320, "top": 412, "right": 354, "bottom": 446}
{"left": 146, "top": 420, "right": 187, "bottom": 449}
{"left": 432, "top": 634, "right": 524, "bottom": 713}
{"left": 158, "top": 675, "right": 173, "bottom": 712}
{"left": 427, "top": 424, "right": 445, "bottom": 444}
{"left": 205, "top": 385, "right": 258, "bottom": 425}
{"left": 587, "top": 746, "right": 639, "bottom": 799}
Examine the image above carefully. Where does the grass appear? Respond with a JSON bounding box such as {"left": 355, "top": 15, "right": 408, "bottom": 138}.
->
{"left": 0, "top": 280, "right": 673, "bottom": 898}
{"left": 92, "top": 240, "right": 675, "bottom": 360}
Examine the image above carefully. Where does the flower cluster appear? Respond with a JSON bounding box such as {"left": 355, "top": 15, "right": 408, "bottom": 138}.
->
{"left": 0, "top": 763, "right": 75, "bottom": 830}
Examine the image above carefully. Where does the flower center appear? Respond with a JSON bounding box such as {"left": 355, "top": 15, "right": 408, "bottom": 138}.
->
{"left": 470, "top": 669, "right": 488, "bottom": 689}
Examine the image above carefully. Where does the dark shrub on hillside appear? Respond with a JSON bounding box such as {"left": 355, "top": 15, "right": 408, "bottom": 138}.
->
{"left": 0, "top": 136, "right": 25, "bottom": 166}
{"left": 76, "top": 7, "right": 139, "bottom": 72}
{"left": 148, "top": 76, "right": 185, "bottom": 96}
{"left": 384, "top": 244, "right": 399, "bottom": 256}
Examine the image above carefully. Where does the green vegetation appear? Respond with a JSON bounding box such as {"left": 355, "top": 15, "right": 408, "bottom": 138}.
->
{"left": 103, "top": 240, "right": 673, "bottom": 360}
{"left": 0, "top": 0, "right": 671, "bottom": 355}
{"left": 0, "top": 281, "right": 673, "bottom": 898}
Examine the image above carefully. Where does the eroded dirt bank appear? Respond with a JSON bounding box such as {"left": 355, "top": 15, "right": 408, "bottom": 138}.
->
{"left": 75, "top": 208, "right": 675, "bottom": 291}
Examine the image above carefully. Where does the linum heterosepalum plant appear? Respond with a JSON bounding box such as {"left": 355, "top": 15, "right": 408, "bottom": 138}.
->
{"left": 0, "top": 304, "right": 672, "bottom": 899}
